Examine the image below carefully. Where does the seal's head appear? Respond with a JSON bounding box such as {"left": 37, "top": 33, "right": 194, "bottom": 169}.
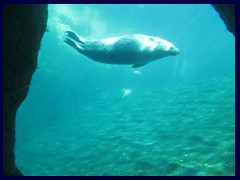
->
{"left": 153, "top": 37, "right": 180, "bottom": 56}
{"left": 168, "top": 45, "right": 180, "bottom": 55}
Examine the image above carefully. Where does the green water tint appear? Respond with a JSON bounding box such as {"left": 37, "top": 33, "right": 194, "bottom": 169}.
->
{"left": 16, "top": 76, "right": 235, "bottom": 176}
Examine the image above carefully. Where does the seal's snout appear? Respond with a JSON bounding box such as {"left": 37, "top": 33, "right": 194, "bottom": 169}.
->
{"left": 171, "top": 46, "right": 180, "bottom": 55}
{"left": 175, "top": 47, "right": 180, "bottom": 54}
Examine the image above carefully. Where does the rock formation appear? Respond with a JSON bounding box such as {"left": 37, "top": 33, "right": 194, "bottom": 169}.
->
{"left": 212, "top": 4, "right": 235, "bottom": 36}
{"left": 3, "top": 4, "right": 48, "bottom": 176}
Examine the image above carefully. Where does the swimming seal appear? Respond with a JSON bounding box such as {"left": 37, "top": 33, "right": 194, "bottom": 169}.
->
{"left": 65, "top": 31, "right": 180, "bottom": 68}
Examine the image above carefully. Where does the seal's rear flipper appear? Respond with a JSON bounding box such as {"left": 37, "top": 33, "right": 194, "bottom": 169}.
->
{"left": 132, "top": 62, "right": 148, "bottom": 68}
{"left": 65, "top": 31, "right": 86, "bottom": 44}
{"left": 65, "top": 38, "right": 83, "bottom": 53}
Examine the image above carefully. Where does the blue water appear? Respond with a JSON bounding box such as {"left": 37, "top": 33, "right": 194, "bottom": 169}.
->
{"left": 15, "top": 4, "right": 235, "bottom": 176}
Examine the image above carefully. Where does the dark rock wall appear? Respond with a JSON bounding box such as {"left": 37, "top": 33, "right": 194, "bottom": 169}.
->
{"left": 3, "top": 5, "right": 48, "bottom": 176}
{"left": 212, "top": 4, "right": 235, "bottom": 36}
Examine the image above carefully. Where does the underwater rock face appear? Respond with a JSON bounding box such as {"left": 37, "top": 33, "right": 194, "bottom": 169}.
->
{"left": 211, "top": 4, "right": 235, "bottom": 36}
{"left": 3, "top": 5, "right": 48, "bottom": 176}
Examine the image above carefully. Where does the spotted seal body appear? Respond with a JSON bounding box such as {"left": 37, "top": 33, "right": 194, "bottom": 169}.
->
{"left": 65, "top": 31, "right": 179, "bottom": 68}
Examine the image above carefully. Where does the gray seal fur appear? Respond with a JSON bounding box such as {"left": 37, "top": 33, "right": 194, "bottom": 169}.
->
{"left": 65, "top": 31, "right": 180, "bottom": 68}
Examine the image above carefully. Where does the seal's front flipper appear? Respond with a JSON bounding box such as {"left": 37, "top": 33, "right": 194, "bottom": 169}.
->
{"left": 132, "top": 62, "right": 148, "bottom": 68}
{"left": 65, "top": 31, "right": 86, "bottom": 44}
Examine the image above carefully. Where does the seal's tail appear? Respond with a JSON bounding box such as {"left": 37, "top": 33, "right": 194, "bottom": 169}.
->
{"left": 64, "top": 38, "right": 85, "bottom": 54}
{"left": 65, "top": 31, "right": 86, "bottom": 44}
{"left": 65, "top": 31, "right": 86, "bottom": 53}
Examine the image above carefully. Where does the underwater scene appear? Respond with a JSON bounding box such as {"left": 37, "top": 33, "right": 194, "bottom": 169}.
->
{"left": 15, "top": 4, "right": 235, "bottom": 176}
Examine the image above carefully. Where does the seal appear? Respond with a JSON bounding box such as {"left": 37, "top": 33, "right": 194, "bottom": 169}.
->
{"left": 65, "top": 31, "right": 180, "bottom": 68}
